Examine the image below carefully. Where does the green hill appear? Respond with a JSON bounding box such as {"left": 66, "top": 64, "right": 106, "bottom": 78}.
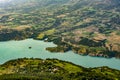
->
{"left": 0, "top": 58, "right": 120, "bottom": 80}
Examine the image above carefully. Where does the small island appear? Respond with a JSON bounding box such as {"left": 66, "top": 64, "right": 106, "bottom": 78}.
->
{"left": 29, "top": 46, "right": 32, "bottom": 49}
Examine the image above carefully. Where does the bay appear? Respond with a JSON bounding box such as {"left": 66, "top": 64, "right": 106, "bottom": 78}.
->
{"left": 0, "top": 39, "right": 120, "bottom": 70}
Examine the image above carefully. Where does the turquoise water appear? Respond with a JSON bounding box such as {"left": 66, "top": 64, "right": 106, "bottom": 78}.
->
{"left": 0, "top": 39, "right": 120, "bottom": 70}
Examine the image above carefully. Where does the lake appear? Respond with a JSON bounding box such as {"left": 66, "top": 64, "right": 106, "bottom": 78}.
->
{"left": 0, "top": 39, "right": 120, "bottom": 70}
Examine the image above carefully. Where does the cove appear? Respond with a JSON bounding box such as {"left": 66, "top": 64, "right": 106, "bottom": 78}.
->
{"left": 0, "top": 39, "right": 120, "bottom": 70}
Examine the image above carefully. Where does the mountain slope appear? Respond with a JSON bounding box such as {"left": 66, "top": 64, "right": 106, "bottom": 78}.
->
{"left": 0, "top": 0, "right": 69, "bottom": 13}
{"left": 0, "top": 0, "right": 120, "bottom": 58}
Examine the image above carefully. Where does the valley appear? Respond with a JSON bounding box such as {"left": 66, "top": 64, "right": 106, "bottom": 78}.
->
{"left": 0, "top": 0, "right": 120, "bottom": 79}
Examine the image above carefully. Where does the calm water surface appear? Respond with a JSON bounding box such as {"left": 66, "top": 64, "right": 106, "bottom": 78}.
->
{"left": 0, "top": 39, "right": 120, "bottom": 70}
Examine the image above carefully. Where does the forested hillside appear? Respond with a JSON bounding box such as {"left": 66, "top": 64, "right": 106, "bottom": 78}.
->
{"left": 0, "top": 0, "right": 120, "bottom": 58}
{"left": 0, "top": 58, "right": 120, "bottom": 80}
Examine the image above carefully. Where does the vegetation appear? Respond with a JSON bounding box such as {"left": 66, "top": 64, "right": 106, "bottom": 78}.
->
{"left": 0, "top": 58, "right": 120, "bottom": 80}
{"left": 37, "top": 29, "right": 56, "bottom": 40}
{"left": 0, "top": 0, "right": 120, "bottom": 79}
{"left": 0, "top": 0, "right": 120, "bottom": 58}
